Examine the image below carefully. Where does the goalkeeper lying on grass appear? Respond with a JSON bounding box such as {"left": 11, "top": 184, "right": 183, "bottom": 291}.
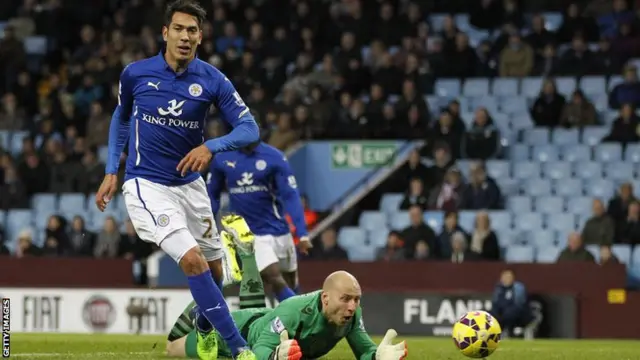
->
{"left": 166, "top": 215, "right": 408, "bottom": 360}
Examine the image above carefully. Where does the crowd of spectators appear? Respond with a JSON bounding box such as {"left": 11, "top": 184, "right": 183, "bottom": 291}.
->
{"left": 2, "top": 0, "right": 640, "bottom": 269}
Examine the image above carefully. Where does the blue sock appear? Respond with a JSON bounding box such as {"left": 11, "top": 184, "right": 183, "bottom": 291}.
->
{"left": 276, "top": 286, "right": 296, "bottom": 302}
{"left": 293, "top": 285, "right": 300, "bottom": 294}
{"left": 188, "top": 270, "right": 247, "bottom": 356}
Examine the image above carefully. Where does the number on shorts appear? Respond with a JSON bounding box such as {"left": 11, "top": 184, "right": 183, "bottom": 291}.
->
{"left": 202, "top": 218, "right": 213, "bottom": 239}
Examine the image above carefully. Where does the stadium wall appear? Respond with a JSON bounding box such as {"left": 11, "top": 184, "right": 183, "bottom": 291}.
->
{"left": 1, "top": 258, "right": 637, "bottom": 338}
{"left": 288, "top": 140, "right": 406, "bottom": 210}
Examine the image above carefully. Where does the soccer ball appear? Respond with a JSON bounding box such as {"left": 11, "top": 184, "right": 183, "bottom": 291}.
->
{"left": 452, "top": 310, "right": 502, "bottom": 358}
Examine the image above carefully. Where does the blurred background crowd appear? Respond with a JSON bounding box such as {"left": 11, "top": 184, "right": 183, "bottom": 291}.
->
{"left": 1, "top": 0, "right": 640, "bottom": 286}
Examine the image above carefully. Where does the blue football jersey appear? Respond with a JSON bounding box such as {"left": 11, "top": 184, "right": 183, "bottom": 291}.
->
{"left": 106, "top": 53, "right": 258, "bottom": 186}
{"left": 207, "top": 143, "right": 308, "bottom": 237}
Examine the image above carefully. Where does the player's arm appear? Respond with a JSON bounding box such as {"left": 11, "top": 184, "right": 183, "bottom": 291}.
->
{"left": 347, "top": 309, "right": 407, "bottom": 360}
{"left": 206, "top": 74, "right": 259, "bottom": 153}
{"left": 206, "top": 158, "right": 225, "bottom": 215}
{"left": 252, "top": 313, "right": 302, "bottom": 360}
{"left": 273, "top": 157, "right": 310, "bottom": 246}
{"left": 106, "top": 65, "right": 134, "bottom": 175}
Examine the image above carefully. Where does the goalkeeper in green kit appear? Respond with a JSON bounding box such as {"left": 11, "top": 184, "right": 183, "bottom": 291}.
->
{"left": 165, "top": 215, "right": 408, "bottom": 360}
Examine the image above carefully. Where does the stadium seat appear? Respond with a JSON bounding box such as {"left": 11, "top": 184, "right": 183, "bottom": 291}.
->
{"left": 554, "top": 178, "right": 584, "bottom": 196}
{"left": 491, "top": 78, "right": 519, "bottom": 96}
{"left": 10, "top": 131, "right": 29, "bottom": 155}
{"left": 528, "top": 229, "right": 557, "bottom": 247}
{"left": 505, "top": 245, "right": 535, "bottom": 263}
{"left": 534, "top": 196, "right": 565, "bottom": 214}
{"left": 31, "top": 193, "right": 57, "bottom": 215}
{"left": 0, "top": 130, "right": 8, "bottom": 149}
{"left": 531, "top": 145, "right": 560, "bottom": 162}
{"left": 594, "top": 143, "right": 623, "bottom": 162}
{"left": 523, "top": 128, "right": 550, "bottom": 145}
{"left": 612, "top": 244, "right": 632, "bottom": 265}
{"left": 509, "top": 144, "right": 530, "bottom": 161}
{"left": 507, "top": 196, "right": 532, "bottom": 212}
{"left": 424, "top": 211, "right": 444, "bottom": 231}
{"left": 368, "top": 229, "right": 389, "bottom": 248}
{"left": 497, "top": 178, "right": 520, "bottom": 196}
{"left": 592, "top": 94, "right": 609, "bottom": 112}
{"left": 379, "top": 193, "right": 403, "bottom": 214}
{"left": 604, "top": 162, "right": 634, "bottom": 181}
{"left": 6, "top": 209, "right": 32, "bottom": 240}
{"left": 89, "top": 209, "right": 123, "bottom": 231}
{"left": 551, "top": 128, "right": 579, "bottom": 145}
{"left": 337, "top": 227, "right": 366, "bottom": 249}
{"left": 389, "top": 211, "right": 410, "bottom": 230}
{"left": 625, "top": 144, "right": 640, "bottom": 162}
{"left": 0, "top": 210, "right": 5, "bottom": 228}
{"left": 579, "top": 76, "right": 607, "bottom": 97}
{"left": 434, "top": 78, "right": 461, "bottom": 97}
{"left": 632, "top": 246, "right": 640, "bottom": 266}
{"left": 543, "top": 12, "right": 563, "bottom": 31}
{"left": 513, "top": 213, "right": 543, "bottom": 231}
{"left": 582, "top": 127, "right": 609, "bottom": 146}
{"left": 585, "top": 179, "right": 615, "bottom": 198}
{"left": 561, "top": 144, "right": 591, "bottom": 162}
{"left": 523, "top": 178, "right": 552, "bottom": 196}
{"left": 536, "top": 246, "right": 562, "bottom": 263}
{"left": 555, "top": 77, "right": 577, "bottom": 98}
{"left": 486, "top": 160, "right": 510, "bottom": 179}
{"left": 457, "top": 211, "right": 476, "bottom": 232}
{"left": 500, "top": 96, "right": 528, "bottom": 114}
{"left": 469, "top": 96, "right": 499, "bottom": 114}
{"left": 575, "top": 162, "right": 603, "bottom": 179}
{"left": 546, "top": 213, "right": 577, "bottom": 232}
{"left": 521, "top": 77, "right": 543, "bottom": 98}
{"left": 513, "top": 161, "right": 540, "bottom": 180}
{"left": 608, "top": 75, "right": 623, "bottom": 91}
{"left": 359, "top": 211, "right": 387, "bottom": 231}
{"left": 58, "top": 193, "right": 87, "bottom": 216}
{"left": 347, "top": 246, "right": 377, "bottom": 262}
{"left": 510, "top": 113, "right": 534, "bottom": 129}
{"left": 488, "top": 211, "right": 511, "bottom": 230}
{"left": 495, "top": 229, "right": 519, "bottom": 247}
{"left": 541, "top": 161, "right": 572, "bottom": 180}
{"left": 567, "top": 196, "right": 593, "bottom": 215}
{"left": 586, "top": 245, "right": 599, "bottom": 261}
{"left": 463, "top": 78, "right": 490, "bottom": 97}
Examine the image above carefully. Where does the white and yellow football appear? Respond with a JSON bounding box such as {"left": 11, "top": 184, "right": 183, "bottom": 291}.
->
{"left": 452, "top": 310, "right": 502, "bottom": 358}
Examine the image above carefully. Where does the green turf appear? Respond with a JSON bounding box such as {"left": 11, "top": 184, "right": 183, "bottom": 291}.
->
{"left": 7, "top": 333, "right": 640, "bottom": 359}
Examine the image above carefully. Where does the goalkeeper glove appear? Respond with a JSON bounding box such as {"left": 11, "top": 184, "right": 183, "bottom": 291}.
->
{"left": 270, "top": 330, "right": 302, "bottom": 360}
{"left": 376, "top": 329, "right": 408, "bottom": 360}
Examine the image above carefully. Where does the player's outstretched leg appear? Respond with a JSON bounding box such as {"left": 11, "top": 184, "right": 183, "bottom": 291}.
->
{"left": 176, "top": 231, "right": 253, "bottom": 359}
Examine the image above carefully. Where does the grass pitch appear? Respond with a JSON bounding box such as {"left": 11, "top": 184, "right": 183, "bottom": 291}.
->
{"left": 7, "top": 333, "right": 640, "bottom": 359}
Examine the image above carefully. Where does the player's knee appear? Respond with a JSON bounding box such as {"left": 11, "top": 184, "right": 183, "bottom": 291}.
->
{"left": 179, "top": 246, "right": 209, "bottom": 276}
{"left": 261, "top": 267, "right": 288, "bottom": 291}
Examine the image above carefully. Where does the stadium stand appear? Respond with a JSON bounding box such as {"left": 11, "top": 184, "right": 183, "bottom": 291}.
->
{"left": 1, "top": 0, "right": 640, "bottom": 286}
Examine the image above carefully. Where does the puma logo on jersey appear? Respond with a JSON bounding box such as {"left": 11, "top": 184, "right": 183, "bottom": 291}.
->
{"left": 147, "top": 81, "right": 160, "bottom": 90}
{"left": 225, "top": 161, "right": 236, "bottom": 168}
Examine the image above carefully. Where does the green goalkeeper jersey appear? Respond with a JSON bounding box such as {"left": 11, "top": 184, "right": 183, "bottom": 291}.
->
{"left": 246, "top": 290, "right": 377, "bottom": 360}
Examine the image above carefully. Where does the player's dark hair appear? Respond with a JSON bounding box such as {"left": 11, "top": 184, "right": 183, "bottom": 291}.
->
{"left": 164, "top": 0, "right": 207, "bottom": 28}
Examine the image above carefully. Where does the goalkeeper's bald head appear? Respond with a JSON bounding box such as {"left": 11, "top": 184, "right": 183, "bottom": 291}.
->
{"left": 321, "top": 271, "right": 362, "bottom": 326}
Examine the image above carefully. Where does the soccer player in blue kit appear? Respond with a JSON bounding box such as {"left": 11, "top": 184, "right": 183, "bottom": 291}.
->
{"left": 207, "top": 141, "right": 311, "bottom": 303}
{"left": 94, "top": 1, "right": 258, "bottom": 359}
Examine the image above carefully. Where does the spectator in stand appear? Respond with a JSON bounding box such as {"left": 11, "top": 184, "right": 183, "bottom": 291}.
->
{"left": 287, "top": 194, "right": 318, "bottom": 245}
{"left": 430, "top": 111, "right": 463, "bottom": 159}
{"left": 94, "top": 216, "right": 120, "bottom": 258}
{"left": 602, "top": 103, "right": 640, "bottom": 145}
{"left": 608, "top": 182, "right": 636, "bottom": 224}
{"left": 556, "top": 2, "right": 600, "bottom": 44}
{"left": 401, "top": 205, "right": 437, "bottom": 258}
{"left": 598, "top": 0, "right": 636, "bottom": 38}
{"left": 0, "top": 93, "right": 25, "bottom": 130}
{"left": 77, "top": 146, "right": 104, "bottom": 194}
{"left": 400, "top": 178, "right": 429, "bottom": 211}
{"left": 423, "top": 144, "right": 455, "bottom": 190}
{"left": 525, "top": 14, "right": 555, "bottom": 63}
{"left": 608, "top": 65, "right": 640, "bottom": 109}
{"left": 499, "top": 33, "right": 534, "bottom": 78}
{"left": 557, "top": 232, "right": 596, "bottom": 262}
{"left": 0, "top": 163, "right": 28, "bottom": 209}
{"left": 118, "top": 219, "right": 152, "bottom": 261}
{"left": 43, "top": 215, "right": 68, "bottom": 256}
{"left": 312, "top": 228, "right": 348, "bottom": 261}
{"left": 616, "top": 201, "right": 640, "bottom": 246}
{"left": 559, "top": 90, "right": 598, "bottom": 128}
{"left": 450, "top": 231, "right": 478, "bottom": 263}
{"left": 582, "top": 199, "right": 615, "bottom": 245}
{"left": 14, "top": 229, "right": 41, "bottom": 258}
{"left": 445, "top": 100, "right": 469, "bottom": 135}
{"left": 413, "top": 241, "right": 431, "bottom": 260}
{"left": 67, "top": 216, "right": 95, "bottom": 257}
{"left": 461, "top": 107, "right": 501, "bottom": 160}
{"left": 592, "top": 37, "right": 623, "bottom": 76}
{"left": 558, "top": 35, "right": 595, "bottom": 76}
{"left": 532, "top": 44, "right": 561, "bottom": 77}
{"left": 436, "top": 211, "right": 467, "bottom": 259}
{"left": 85, "top": 102, "right": 110, "bottom": 147}
{"left": 376, "top": 231, "right": 406, "bottom": 262}
{"left": 268, "top": 112, "right": 298, "bottom": 151}
{"left": 491, "top": 269, "right": 534, "bottom": 339}
{"left": 530, "top": 78, "right": 566, "bottom": 127}
{"left": 598, "top": 244, "right": 621, "bottom": 266}
{"left": 462, "top": 161, "right": 502, "bottom": 210}
{"left": 428, "top": 167, "right": 465, "bottom": 211}
{"left": 394, "top": 149, "right": 429, "bottom": 192}
{"left": 17, "top": 152, "right": 49, "bottom": 196}
{"left": 469, "top": 211, "right": 501, "bottom": 261}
